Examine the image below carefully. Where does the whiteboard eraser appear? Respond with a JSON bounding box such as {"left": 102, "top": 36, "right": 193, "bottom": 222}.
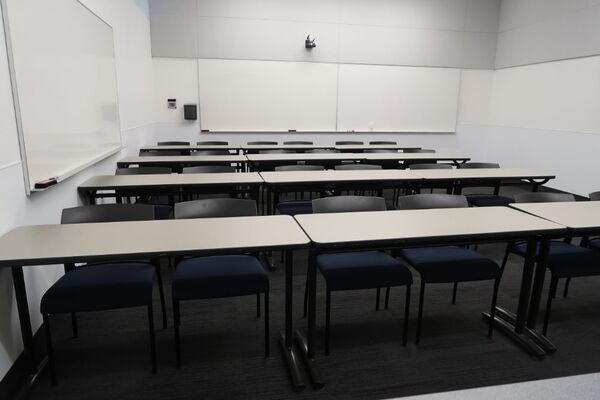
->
{"left": 35, "top": 178, "right": 58, "bottom": 189}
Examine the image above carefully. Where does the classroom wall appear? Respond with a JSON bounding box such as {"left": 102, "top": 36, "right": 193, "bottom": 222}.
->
{"left": 149, "top": 0, "right": 501, "bottom": 69}
{"left": 0, "top": 0, "right": 157, "bottom": 382}
{"left": 483, "top": 1, "right": 600, "bottom": 196}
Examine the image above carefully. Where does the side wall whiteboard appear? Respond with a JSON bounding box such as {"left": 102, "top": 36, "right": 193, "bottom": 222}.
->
{"left": 3, "top": 0, "right": 121, "bottom": 192}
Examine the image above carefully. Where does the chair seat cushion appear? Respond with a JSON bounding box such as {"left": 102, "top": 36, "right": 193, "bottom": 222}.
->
{"left": 587, "top": 238, "right": 600, "bottom": 251}
{"left": 513, "top": 242, "right": 600, "bottom": 278}
{"left": 466, "top": 194, "right": 514, "bottom": 207}
{"left": 276, "top": 200, "right": 312, "bottom": 216}
{"left": 41, "top": 263, "right": 155, "bottom": 314}
{"left": 398, "top": 246, "right": 500, "bottom": 283}
{"left": 316, "top": 251, "right": 412, "bottom": 291}
{"left": 173, "top": 255, "right": 268, "bottom": 300}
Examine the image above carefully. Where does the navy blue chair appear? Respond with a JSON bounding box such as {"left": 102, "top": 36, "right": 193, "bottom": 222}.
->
{"left": 584, "top": 191, "right": 600, "bottom": 252}
{"left": 409, "top": 163, "right": 452, "bottom": 170}
{"left": 307, "top": 196, "right": 413, "bottom": 354}
{"left": 172, "top": 199, "right": 269, "bottom": 366}
{"left": 404, "top": 149, "right": 435, "bottom": 153}
{"left": 504, "top": 192, "right": 600, "bottom": 334}
{"left": 459, "top": 162, "right": 514, "bottom": 207}
{"left": 396, "top": 194, "right": 502, "bottom": 343}
{"left": 274, "top": 165, "right": 325, "bottom": 216}
{"left": 197, "top": 141, "right": 228, "bottom": 145}
{"left": 42, "top": 204, "right": 160, "bottom": 383}
{"left": 115, "top": 167, "right": 173, "bottom": 219}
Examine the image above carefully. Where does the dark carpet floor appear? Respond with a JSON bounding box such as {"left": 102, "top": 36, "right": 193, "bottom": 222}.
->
{"left": 25, "top": 187, "right": 600, "bottom": 400}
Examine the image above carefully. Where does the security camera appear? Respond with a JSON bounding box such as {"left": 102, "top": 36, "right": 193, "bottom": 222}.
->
{"left": 305, "top": 35, "right": 316, "bottom": 49}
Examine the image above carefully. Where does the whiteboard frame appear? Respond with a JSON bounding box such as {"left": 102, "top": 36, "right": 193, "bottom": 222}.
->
{"left": 0, "top": 0, "right": 123, "bottom": 195}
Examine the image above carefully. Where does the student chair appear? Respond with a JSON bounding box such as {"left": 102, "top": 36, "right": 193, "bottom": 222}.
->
{"left": 306, "top": 196, "right": 413, "bottom": 354}
{"left": 194, "top": 149, "right": 232, "bottom": 155}
{"left": 140, "top": 150, "right": 186, "bottom": 156}
{"left": 396, "top": 194, "right": 502, "bottom": 343}
{"left": 197, "top": 141, "right": 228, "bottom": 145}
{"left": 158, "top": 141, "right": 190, "bottom": 146}
{"left": 369, "top": 141, "right": 397, "bottom": 145}
{"left": 274, "top": 165, "right": 326, "bottom": 216}
{"left": 181, "top": 165, "right": 236, "bottom": 173}
{"left": 408, "top": 163, "right": 454, "bottom": 194}
{"left": 334, "top": 164, "right": 382, "bottom": 170}
{"left": 41, "top": 204, "right": 162, "bottom": 383}
{"left": 335, "top": 141, "right": 363, "bottom": 145}
{"left": 115, "top": 167, "right": 173, "bottom": 219}
{"left": 458, "top": 162, "right": 514, "bottom": 207}
{"left": 115, "top": 166, "right": 173, "bottom": 175}
{"left": 171, "top": 199, "right": 270, "bottom": 366}
{"left": 247, "top": 141, "right": 277, "bottom": 145}
{"left": 408, "top": 163, "right": 453, "bottom": 170}
{"left": 404, "top": 149, "right": 435, "bottom": 153}
{"left": 504, "top": 192, "right": 600, "bottom": 334}
{"left": 283, "top": 141, "right": 314, "bottom": 145}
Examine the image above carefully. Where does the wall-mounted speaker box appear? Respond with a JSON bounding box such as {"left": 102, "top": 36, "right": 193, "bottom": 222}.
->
{"left": 184, "top": 104, "right": 197, "bottom": 120}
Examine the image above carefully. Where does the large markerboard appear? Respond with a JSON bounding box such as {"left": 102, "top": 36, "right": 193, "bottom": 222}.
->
{"left": 2, "top": 0, "right": 121, "bottom": 192}
{"left": 197, "top": 58, "right": 460, "bottom": 133}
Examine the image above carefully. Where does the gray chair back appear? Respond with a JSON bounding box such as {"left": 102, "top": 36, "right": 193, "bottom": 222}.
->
{"left": 589, "top": 191, "right": 600, "bottom": 201}
{"left": 398, "top": 194, "right": 468, "bottom": 210}
{"left": 404, "top": 149, "right": 435, "bottom": 153}
{"left": 247, "top": 141, "right": 277, "bottom": 145}
{"left": 197, "top": 141, "right": 228, "bottom": 145}
{"left": 140, "top": 150, "right": 183, "bottom": 157}
{"left": 275, "top": 165, "right": 325, "bottom": 171}
{"left": 335, "top": 164, "right": 382, "bottom": 170}
{"left": 335, "top": 141, "right": 363, "bottom": 145}
{"left": 182, "top": 166, "right": 236, "bottom": 173}
{"left": 158, "top": 141, "right": 190, "bottom": 146}
{"left": 61, "top": 204, "right": 155, "bottom": 224}
{"left": 283, "top": 141, "right": 313, "bottom": 145}
{"left": 194, "top": 150, "right": 231, "bottom": 155}
{"left": 258, "top": 149, "right": 295, "bottom": 154}
{"left": 461, "top": 162, "right": 500, "bottom": 169}
{"left": 369, "top": 141, "right": 396, "bottom": 145}
{"left": 312, "top": 196, "right": 386, "bottom": 214}
{"left": 174, "top": 198, "right": 257, "bottom": 219}
{"left": 364, "top": 149, "right": 397, "bottom": 153}
{"left": 409, "top": 163, "right": 453, "bottom": 170}
{"left": 116, "top": 167, "right": 172, "bottom": 175}
{"left": 514, "top": 193, "right": 575, "bottom": 203}
{"left": 306, "top": 149, "right": 338, "bottom": 153}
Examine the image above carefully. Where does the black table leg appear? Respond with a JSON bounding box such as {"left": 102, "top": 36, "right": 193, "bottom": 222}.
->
{"left": 295, "top": 247, "right": 324, "bottom": 388}
{"left": 482, "top": 238, "right": 546, "bottom": 357}
{"left": 12, "top": 266, "right": 36, "bottom": 374}
{"left": 278, "top": 250, "right": 305, "bottom": 390}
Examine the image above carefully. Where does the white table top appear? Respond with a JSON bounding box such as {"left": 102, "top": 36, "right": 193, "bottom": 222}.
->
{"left": 362, "top": 152, "right": 470, "bottom": 161}
{"left": 511, "top": 201, "right": 600, "bottom": 231}
{"left": 140, "top": 145, "right": 240, "bottom": 151}
{"left": 241, "top": 144, "right": 333, "bottom": 151}
{"left": 118, "top": 155, "right": 248, "bottom": 164}
{"left": 247, "top": 153, "right": 367, "bottom": 162}
{"left": 0, "top": 216, "right": 309, "bottom": 267}
{"left": 260, "top": 169, "right": 420, "bottom": 184}
{"left": 334, "top": 144, "right": 420, "bottom": 151}
{"left": 295, "top": 207, "right": 565, "bottom": 246}
{"left": 79, "top": 173, "right": 263, "bottom": 189}
{"left": 411, "top": 168, "right": 555, "bottom": 181}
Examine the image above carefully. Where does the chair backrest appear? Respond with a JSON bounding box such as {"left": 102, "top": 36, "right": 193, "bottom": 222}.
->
{"left": 403, "top": 149, "right": 435, "bottom": 153}
{"left": 197, "top": 141, "right": 228, "bottom": 145}
{"left": 174, "top": 198, "right": 257, "bottom": 219}
{"left": 514, "top": 192, "right": 576, "bottom": 203}
{"left": 461, "top": 162, "right": 500, "bottom": 169}
{"left": 194, "top": 149, "right": 231, "bottom": 155}
{"left": 140, "top": 150, "right": 183, "bottom": 157}
{"left": 283, "top": 141, "right": 313, "bottom": 145}
{"left": 335, "top": 164, "right": 382, "bottom": 170}
{"left": 258, "top": 149, "right": 295, "bottom": 154}
{"left": 158, "top": 141, "right": 190, "bottom": 146}
{"left": 275, "top": 165, "right": 325, "bottom": 171}
{"left": 116, "top": 167, "right": 172, "bottom": 175}
{"left": 61, "top": 204, "right": 155, "bottom": 224}
{"left": 312, "top": 196, "right": 386, "bottom": 214}
{"left": 306, "top": 149, "right": 338, "bottom": 153}
{"left": 335, "top": 141, "right": 363, "bottom": 145}
{"left": 364, "top": 149, "right": 397, "bottom": 153}
{"left": 369, "top": 141, "right": 397, "bottom": 145}
{"left": 398, "top": 194, "right": 468, "bottom": 210}
{"left": 409, "top": 163, "right": 453, "bottom": 170}
{"left": 182, "top": 166, "right": 236, "bottom": 173}
{"left": 247, "top": 141, "right": 277, "bottom": 145}
{"left": 589, "top": 191, "right": 600, "bottom": 201}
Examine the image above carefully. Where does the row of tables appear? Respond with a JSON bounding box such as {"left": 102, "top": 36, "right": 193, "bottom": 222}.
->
{"left": 139, "top": 143, "right": 423, "bottom": 153}
{"left": 2, "top": 201, "right": 600, "bottom": 390}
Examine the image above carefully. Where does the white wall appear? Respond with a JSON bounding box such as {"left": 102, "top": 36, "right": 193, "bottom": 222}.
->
{"left": 149, "top": 0, "right": 500, "bottom": 69}
{"left": 0, "top": 0, "right": 157, "bottom": 382}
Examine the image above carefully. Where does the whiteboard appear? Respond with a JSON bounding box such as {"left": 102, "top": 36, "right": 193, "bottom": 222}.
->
{"left": 337, "top": 64, "right": 461, "bottom": 132}
{"left": 198, "top": 58, "right": 338, "bottom": 131}
{"left": 3, "top": 0, "right": 121, "bottom": 192}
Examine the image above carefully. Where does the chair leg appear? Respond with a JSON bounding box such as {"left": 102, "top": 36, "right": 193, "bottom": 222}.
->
{"left": 543, "top": 275, "right": 559, "bottom": 336}
{"left": 43, "top": 314, "right": 57, "bottom": 385}
{"left": 385, "top": 287, "right": 391, "bottom": 310}
{"left": 256, "top": 293, "right": 261, "bottom": 318}
{"left": 452, "top": 282, "right": 458, "bottom": 305}
{"left": 403, "top": 285, "right": 411, "bottom": 346}
{"left": 376, "top": 288, "right": 381, "bottom": 311}
{"left": 303, "top": 273, "right": 309, "bottom": 318}
{"left": 416, "top": 281, "right": 425, "bottom": 345}
{"left": 488, "top": 279, "right": 501, "bottom": 338}
{"left": 500, "top": 244, "right": 511, "bottom": 272}
{"left": 154, "top": 261, "right": 167, "bottom": 329}
{"left": 70, "top": 312, "right": 78, "bottom": 338}
{"left": 563, "top": 277, "right": 571, "bottom": 298}
{"left": 264, "top": 291, "right": 270, "bottom": 357}
{"left": 325, "top": 289, "right": 331, "bottom": 355}
{"left": 148, "top": 304, "right": 157, "bottom": 374}
{"left": 174, "top": 300, "right": 182, "bottom": 368}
